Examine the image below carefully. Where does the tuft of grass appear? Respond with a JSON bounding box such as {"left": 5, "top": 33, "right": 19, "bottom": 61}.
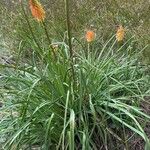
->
{"left": 1, "top": 34, "right": 150, "bottom": 149}
{"left": 0, "top": 0, "right": 150, "bottom": 149}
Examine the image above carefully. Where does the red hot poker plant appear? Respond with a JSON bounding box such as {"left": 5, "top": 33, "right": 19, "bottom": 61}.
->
{"left": 29, "top": 0, "right": 45, "bottom": 22}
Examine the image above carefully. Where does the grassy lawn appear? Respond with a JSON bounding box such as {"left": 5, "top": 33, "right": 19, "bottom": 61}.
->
{"left": 0, "top": 0, "right": 150, "bottom": 149}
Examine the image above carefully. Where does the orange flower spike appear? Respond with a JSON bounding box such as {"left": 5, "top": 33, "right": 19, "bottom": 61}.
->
{"left": 116, "top": 25, "right": 125, "bottom": 42}
{"left": 85, "top": 30, "right": 96, "bottom": 43}
{"left": 29, "top": 0, "right": 45, "bottom": 22}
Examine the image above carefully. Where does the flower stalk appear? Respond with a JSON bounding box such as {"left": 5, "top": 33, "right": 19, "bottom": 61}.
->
{"left": 20, "top": 0, "right": 43, "bottom": 56}
{"left": 42, "top": 21, "right": 56, "bottom": 59}
{"left": 64, "top": 0, "right": 75, "bottom": 80}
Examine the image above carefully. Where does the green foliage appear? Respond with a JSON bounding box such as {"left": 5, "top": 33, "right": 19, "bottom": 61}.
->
{"left": 0, "top": 0, "right": 150, "bottom": 149}
{"left": 1, "top": 35, "right": 150, "bottom": 149}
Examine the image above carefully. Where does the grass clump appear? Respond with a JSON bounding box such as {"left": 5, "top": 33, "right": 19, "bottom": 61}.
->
{"left": 0, "top": 0, "right": 150, "bottom": 149}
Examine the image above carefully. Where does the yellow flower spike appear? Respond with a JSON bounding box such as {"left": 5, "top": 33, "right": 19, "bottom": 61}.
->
{"left": 85, "top": 30, "right": 96, "bottom": 43}
{"left": 116, "top": 25, "right": 125, "bottom": 42}
{"left": 29, "top": 0, "right": 45, "bottom": 22}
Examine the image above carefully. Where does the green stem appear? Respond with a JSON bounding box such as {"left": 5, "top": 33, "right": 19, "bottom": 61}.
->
{"left": 42, "top": 21, "right": 56, "bottom": 59}
{"left": 126, "top": 49, "right": 129, "bottom": 79}
{"left": 65, "top": 0, "right": 73, "bottom": 58}
{"left": 87, "top": 43, "right": 90, "bottom": 60}
{"left": 65, "top": 0, "right": 75, "bottom": 81}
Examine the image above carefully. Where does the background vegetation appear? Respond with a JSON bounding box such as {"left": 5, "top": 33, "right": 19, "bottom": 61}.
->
{"left": 0, "top": 0, "right": 150, "bottom": 63}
